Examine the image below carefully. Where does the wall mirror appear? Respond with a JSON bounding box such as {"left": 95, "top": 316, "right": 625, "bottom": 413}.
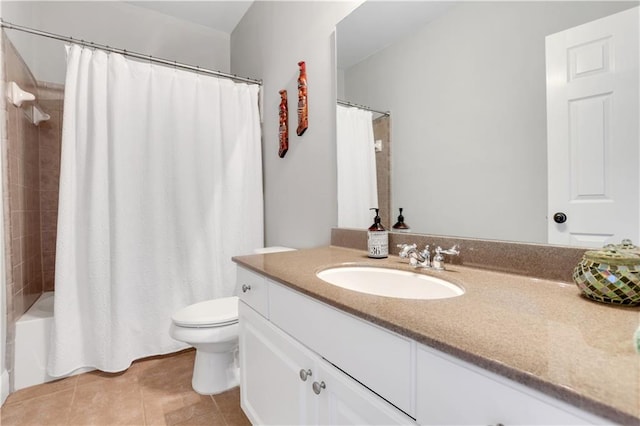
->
{"left": 335, "top": 1, "right": 639, "bottom": 248}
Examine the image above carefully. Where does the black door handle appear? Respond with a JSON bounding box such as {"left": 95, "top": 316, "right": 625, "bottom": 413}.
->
{"left": 553, "top": 212, "right": 567, "bottom": 224}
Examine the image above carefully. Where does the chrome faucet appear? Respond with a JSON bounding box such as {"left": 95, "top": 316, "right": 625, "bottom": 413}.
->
{"left": 398, "top": 243, "right": 460, "bottom": 270}
{"left": 431, "top": 245, "right": 460, "bottom": 270}
{"left": 397, "top": 243, "right": 431, "bottom": 268}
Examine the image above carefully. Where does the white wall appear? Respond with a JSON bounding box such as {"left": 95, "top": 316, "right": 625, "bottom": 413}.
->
{"left": 342, "top": 2, "right": 636, "bottom": 243}
{"left": 1, "top": 1, "right": 232, "bottom": 84}
{"left": 231, "top": 1, "right": 360, "bottom": 248}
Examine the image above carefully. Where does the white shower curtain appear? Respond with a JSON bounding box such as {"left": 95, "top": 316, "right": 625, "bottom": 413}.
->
{"left": 48, "top": 45, "right": 263, "bottom": 376}
{"left": 336, "top": 105, "right": 378, "bottom": 228}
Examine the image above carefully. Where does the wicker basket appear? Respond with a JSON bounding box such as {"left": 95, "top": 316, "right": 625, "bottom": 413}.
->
{"left": 573, "top": 239, "right": 640, "bottom": 306}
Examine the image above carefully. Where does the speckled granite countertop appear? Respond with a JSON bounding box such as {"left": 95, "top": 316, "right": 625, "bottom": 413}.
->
{"left": 233, "top": 246, "right": 640, "bottom": 424}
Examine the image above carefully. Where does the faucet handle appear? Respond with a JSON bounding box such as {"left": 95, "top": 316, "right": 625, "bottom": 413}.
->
{"left": 436, "top": 245, "right": 460, "bottom": 256}
{"left": 397, "top": 243, "right": 417, "bottom": 258}
{"left": 397, "top": 243, "right": 417, "bottom": 249}
{"left": 432, "top": 245, "right": 460, "bottom": 270}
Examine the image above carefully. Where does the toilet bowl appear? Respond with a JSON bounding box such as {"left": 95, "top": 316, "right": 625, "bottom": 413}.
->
{"left": 169, "top": 297, "right": 240, "bottom": 395}
{"left": 170, "top": 246, "right": 296, "bottom": 394}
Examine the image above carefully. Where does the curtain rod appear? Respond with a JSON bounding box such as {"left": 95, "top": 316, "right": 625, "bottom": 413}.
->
{"left": 0, "top": 19, "right": 263, "bottom": 86}
{"left": 337, "top": 99, "right": 390, "bottom": 117}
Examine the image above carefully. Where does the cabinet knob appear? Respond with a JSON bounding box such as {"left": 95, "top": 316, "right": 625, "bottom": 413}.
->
{"left": 299, "top": 369, "right": 312, "bottom": 381}
{"left": 241, "top": 284, "right": 252, "bottom": 293}
{"left": 312, "top": 381, "right": 326, "bottom": 395}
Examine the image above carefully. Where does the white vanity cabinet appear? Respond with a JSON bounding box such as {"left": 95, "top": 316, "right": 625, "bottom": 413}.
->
{"left": 237, "top": 266, "right": 610, "bottom": 426}
{"left": 239, "top": 302, "right": 414, "bottom": 425}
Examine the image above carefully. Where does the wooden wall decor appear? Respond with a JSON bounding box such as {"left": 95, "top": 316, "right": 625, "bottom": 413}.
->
{"left": 279, "top": 89, "right": 289, "bottom": 158}
{"left": 296, "top": 61, "right": 308, "bottom": 136}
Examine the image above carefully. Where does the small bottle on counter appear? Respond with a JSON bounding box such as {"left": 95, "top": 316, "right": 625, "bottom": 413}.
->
{"left": 368, "top": 208, "right": 388, "bottom": 258}
{"left": 392, "top": 207, "right": 411, "bottom": 232}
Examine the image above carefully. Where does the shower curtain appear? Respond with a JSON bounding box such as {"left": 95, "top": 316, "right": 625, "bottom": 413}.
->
{"left": 336, "top": 104, "right": 378, "bottom": 228}
{"left": 48, "top": 45, "right": 263, "bottom": 376}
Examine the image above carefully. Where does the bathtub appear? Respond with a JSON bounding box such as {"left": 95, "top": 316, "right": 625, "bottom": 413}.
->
{"left": 14, "top": 292, "right": 91, "bottom": 390}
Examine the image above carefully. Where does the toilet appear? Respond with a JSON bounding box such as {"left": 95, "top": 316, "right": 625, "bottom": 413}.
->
{"left": 169, "top": 297, "right": 240, "bottom": 395}
{"left": 170, "top": 246, "right": 295, "bottom": 395}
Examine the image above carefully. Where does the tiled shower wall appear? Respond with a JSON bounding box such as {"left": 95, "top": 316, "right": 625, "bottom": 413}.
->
{"left": 37, "top": 82, "right": 63, "bottom": 292}
{"left": 2, "top": 35, "right": 63, "bottom": 389}
{"left": 373, "top": 115, "right": 391, "bottom": 229}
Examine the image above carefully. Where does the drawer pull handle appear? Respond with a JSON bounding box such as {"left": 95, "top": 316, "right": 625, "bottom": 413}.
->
{"left": 241, "top": 284, "right": 252, "bottom": 293}
{"left": 299, "top": 369, "right": 312, "bottom": 381}
{"left": 312, "top": 381, "right": 326, "bottom": 395}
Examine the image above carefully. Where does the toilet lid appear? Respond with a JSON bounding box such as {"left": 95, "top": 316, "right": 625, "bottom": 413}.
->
{"left": 172, "top": 296, "right": 239, "bottom": 328}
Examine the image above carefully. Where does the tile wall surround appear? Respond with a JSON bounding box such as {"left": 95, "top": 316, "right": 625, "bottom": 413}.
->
{"left": 373, "top": 115, "right": 391, "bottom": 229}
{"left": 3, "top": 35, "right": 41, "bottom": 392}
{"left": 331, "top": 227, "right": 587, "bottom": 283}
{"left": 36, "top": 82, "right": 63, "bottom": 293}
{"left": 2, "top": 34, "right": 64, "bottom": 392}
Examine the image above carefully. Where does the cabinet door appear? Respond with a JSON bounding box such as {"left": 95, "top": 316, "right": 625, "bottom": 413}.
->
{"left": 416, "top": 345, "right": 603, "bottom": 425}
{"left": 239, "top": 302, "right": 315, "bottom": 425}
{"left": 316, "top": 358, "right": 415, "bottom": 426}
{"left": 269, "top": 281, "right": 414, "bottom": 416}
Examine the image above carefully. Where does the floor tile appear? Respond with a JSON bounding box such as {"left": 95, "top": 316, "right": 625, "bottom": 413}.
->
{"left": 163, "top": 394, "right": 220, "bottom": 425}
{"left": 4, "top": 375, "right": 77, "bottom": 404}
{"left": 0, "top": 350, "right": 250, "bottom": 426}
{"left": 213, "top": 387, "right": 251, "bottom": 426}
{"left": 172, "top": 409, "right": 227, "bottom": 426}
{"left": 219, "top": 409, "right": 252, "bottom": 426}
{"left": 212, "top": 386, "right": 241, "bottom": 414}
{"left": 69, "top": 375, "right": 145, "bottom": 425}
{"left": 0, "top": 388, "right": 75, "bottom": 426}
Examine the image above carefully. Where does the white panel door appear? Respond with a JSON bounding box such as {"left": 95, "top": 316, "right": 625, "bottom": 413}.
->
{"left": 546, "top": 6, "right": 639, "bottom": 247}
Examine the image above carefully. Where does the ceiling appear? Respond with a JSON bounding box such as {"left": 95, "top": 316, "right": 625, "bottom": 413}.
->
{"left": 337, "top": 1, "right": 457, "bottom": 69}
{"left": 126, "top": 1, "right": 454, "bottom": 65}
{"left": 127, "top": 1, "right": 254, "bottom": 34}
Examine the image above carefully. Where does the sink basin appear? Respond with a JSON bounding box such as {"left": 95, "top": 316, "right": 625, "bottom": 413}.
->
{"left": 316, "top": 266, "right": 464, "bottom": 300}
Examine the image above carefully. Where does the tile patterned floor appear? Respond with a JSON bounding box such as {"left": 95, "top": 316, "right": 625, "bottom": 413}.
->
{"left": 0, "top": 349, "right": 251, "bottom": 426}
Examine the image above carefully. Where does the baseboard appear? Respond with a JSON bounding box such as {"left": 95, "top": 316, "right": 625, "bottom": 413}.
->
{"left": 1, "top": 369, "right": 9, "bottom": 406}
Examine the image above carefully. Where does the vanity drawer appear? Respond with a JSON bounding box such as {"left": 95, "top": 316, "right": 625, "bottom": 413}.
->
{"left": 237, "top": 267, "right": 269, "bottom": 318}
{"left": 269, "top": 282, "right": 414, "bottom": 417}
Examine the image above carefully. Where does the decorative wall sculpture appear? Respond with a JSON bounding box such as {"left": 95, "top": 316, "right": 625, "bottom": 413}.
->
{"left": 296, "top": 61, "right": 308, "bottom": 136}
{"left": 278, "top": 89, "right": 289, "bottom": 158}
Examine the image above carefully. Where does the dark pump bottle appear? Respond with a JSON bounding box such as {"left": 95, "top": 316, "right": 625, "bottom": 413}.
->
{"left": 368, "top": 208, "right": 388, "bottom": 258}
{"left": 392, "top": 208, "right": 411, "bottom": 232}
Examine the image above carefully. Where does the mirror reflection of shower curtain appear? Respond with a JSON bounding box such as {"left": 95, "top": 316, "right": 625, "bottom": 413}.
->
{"left": 48, "top": 44, "right": 264, "bottom": 376}
{"left": 336, "top": 105, "right": 378, "bottom": 228}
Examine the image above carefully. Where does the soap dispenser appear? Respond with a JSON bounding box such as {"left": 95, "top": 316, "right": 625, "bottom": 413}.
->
{"left": 392, "top": 208, "right": 410, "bottom": 232}
{"left": 368, "top": 208, "right": 388, "bottom": 259}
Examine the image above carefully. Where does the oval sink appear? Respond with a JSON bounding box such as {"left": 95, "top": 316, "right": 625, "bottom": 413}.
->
{"left": 316, "top": 266, "right": 464, "bottom": 300}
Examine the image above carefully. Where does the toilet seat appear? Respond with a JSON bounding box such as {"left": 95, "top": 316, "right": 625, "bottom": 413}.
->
{"left": 172, "top": 296, "right": 238, "bottom": 328}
